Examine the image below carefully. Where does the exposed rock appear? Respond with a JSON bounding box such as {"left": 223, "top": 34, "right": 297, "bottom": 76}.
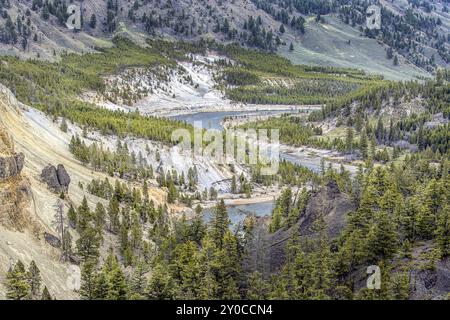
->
{"left": 56, "top": 165, "right": 71, "bottom": 190}
{"left": 409, "top": 253, "right": 450, "bottom": 300}
{"left": 0, "top": 153, "right": 25, "bottom": 180}
{"left": 44, "top": 232, "right": 61, "bottom": 248}
{"left": 68, "top": 255, "right": 81, "bottom": 265}
{"left": 41, "top": 164, "right": 71, "bottom": 193}
{"left": 41, "top": 165, "right": 60, "bottom": 192}
{"left": 268, "top": 181, "right": 356, "bottom": 272}
{"left": 0, "top": 176, "right": 33, "bottom": 231}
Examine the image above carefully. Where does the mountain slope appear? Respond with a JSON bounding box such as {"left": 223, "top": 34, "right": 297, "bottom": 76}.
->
{"left": 0, "top": 0, "right": 446, "bottom": 79}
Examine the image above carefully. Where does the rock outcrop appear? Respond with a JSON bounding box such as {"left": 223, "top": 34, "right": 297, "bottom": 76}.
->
{"left": 41, "top": 164, "right": 71, "bottom": 193}
{"left": 268, "top": 180, "right": 356, "bottom": 272}
{"left": 0, "top": 176, "right": 33, "bottom": 231}
{"left": 0, "top": 153, "right": 25, "bottom": 180}
{"left": 44, "top": 232, "right": 61, "bottom": 248}
{"left": 0, "top": 123, "right": 24, "bottom": 180}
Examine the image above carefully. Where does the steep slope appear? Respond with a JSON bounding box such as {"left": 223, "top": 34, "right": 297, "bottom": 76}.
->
{"left": 0, "top": 0, "right": 440, "bottom": 79}
{"left": 0, "top": 85, "right": 78, "bottom": 299}
{"left": 0, "top": 83, "right": 171, "bottom": 299}
{"left": 279, "top": 15, "right": 430, "bottom": 81}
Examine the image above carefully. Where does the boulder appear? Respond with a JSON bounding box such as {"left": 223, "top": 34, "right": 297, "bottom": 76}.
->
{"left": 41, "top": 165, "right": 61, "bottom": 192}
{"left": 56, "top": 164, "right": 71, "bottom": 190}
{"left": 0, "top": 153, "right": 25, "bottom": 180}
{"left": 41, "top": 164, "right": 71, "bottom": 193}
{"left": 68, "top": 255, "right": 81, "bottom": 265}
{"left": 44, "top": 232, "right": 61, "bottom": 248}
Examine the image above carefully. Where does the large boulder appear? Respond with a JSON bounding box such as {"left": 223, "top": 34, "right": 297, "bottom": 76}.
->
{"left": 56, "top": 164, "right": 71, "bottom": 190}
{"left": 44, "top": 232, "right": 61, "bottom": 248}
{"left": 41, "top": 165, "right": 61, "bottom": 192}
{"left": 0, "top": 153, "right": 25, "bottom": 180}
{"left": 41, "top": 164, "right": 71, "bottom": 193}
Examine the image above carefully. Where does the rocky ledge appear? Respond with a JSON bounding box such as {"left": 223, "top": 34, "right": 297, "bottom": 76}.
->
{"left": 0, "top": 153, "right": 25, "bottom": 180}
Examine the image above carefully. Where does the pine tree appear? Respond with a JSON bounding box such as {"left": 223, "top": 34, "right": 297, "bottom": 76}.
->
{"left": 436, "top": 205, "right": 450, "bottom": 257}
{"left": 108, "top": 196, "right": 120, "bottom": 233}
{"left": 80, "top": 260, "right": 97, "bottom": 300}
{"left": 5, "top": 260, "right": 31, "bottom": 300}
{"left": 147, "top": 263, "right": 178, "bottom": 300}
{"left": 77, "top": 196, "right": 92, "bottom": 233}
{"left": 27, "top": 260, "right": 41, "bottom": 298}
{"left": 41, "top": 286, "right": 52, "bottom": 300}
{"left": 94, "top": 202, "right": 106, "bottom": 231}
{"left": 360, "top": 129, "right": 368, "bottom": 159}
{"left": 68, "top": 204, "right": 77, "bottom": 229}
{"left": 107, "top": 264, "right": 128, "bottom": 300}
{"left": 393, "top": 55, "right": 399, "bottom": 66}
{"left": 90, "top": 14, "right": 97, "bottom": 29}
{"left": 197, "top": 235, "right": 219, "bottom": 299}
{"left": 216, "top": 231, "right": 241, "bottom": 299}
{"left": 231, "top": 175, "right": 237, "bottom": 194}
{"left": 345, "top": 127, "right": 354, "bottom": 154}
{"left": 270, "top": 206, "right": 282, "bottom": 233}
{"left": 129, "top": 261, "right": 148, "bottom": 299}
{"left": 76, "top": 226, "right": 101, "bottom": 263}
{"left": 211, "top": 200, "right": 230, "bottom": 249}
{"left": 246, "top": 271, "right": 270, "bottom": 299}
{"left": 367, "top": 211, "right": 398, "bottom": 261}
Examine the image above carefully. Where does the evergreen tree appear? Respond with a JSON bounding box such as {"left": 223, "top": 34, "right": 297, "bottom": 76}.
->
{"left": 27, "top": 260, "right": 41, "bottom": 299}
{"left": 76, "top": 226, "right": 101, "bottom": 263}
{"left": 436, "top": 205, "right": 450, "bottom": 257}
{"left": 393, "top": 55, "right": 399, "bottom": 66}
{"left": 80, "top": 260, "right": 97, "bottom": 300}
{"left": 345, "top": 127, "right": 354, "bottom": 154}
{"left": 246, "top": 271, "right": 270, "bottom": 299}
{"left": 360, "top": 129, "right": 369, "bottom": 159}
{"left": 41, "top": 286, "right": 52, "bottom": 300}
{"left": 5, "top": 260, "right": 30, "bottom": 300}
{"left": 107, "top": 264, "right": 128, "bottom": 300}
{"left": 89, "top": 14, "right": 97, "bottom": 29}
{"left": 211, "top": 200, "right": 230, "bottom": 249}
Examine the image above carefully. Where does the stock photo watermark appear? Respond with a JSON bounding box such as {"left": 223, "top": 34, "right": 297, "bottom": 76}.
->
{"left": 66, "top": 5, "right": 81, "bottom": 30}
{"left": 171, "top": 123, "right": 280, "bottom": 176}
{"left": 366, "top": 5, "right": 381, "bottom": 30}
{"left": 366, "top": 265, "right": 381, "bottom": 290}
{"left": 66, "top": 265, "right": 81, "bottom": 291}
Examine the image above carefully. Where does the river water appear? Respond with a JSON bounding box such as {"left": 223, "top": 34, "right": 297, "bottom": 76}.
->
{"left": 171, "top": 109, "right": 297, "bottom": 130}
{"left": 169, "top": 109, "right": 351, "bottom": 220}
{"left": 171, "top": 109, "right": 331, "bottom": 174}
{"left": 202, "top": 201, "right": 275, "bottom": 228}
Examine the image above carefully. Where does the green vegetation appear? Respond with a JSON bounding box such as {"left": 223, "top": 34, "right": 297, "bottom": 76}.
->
{"left": 0, "top": 37, "right": 194, "bottom": 144}
{"left": 4, "top": 260, "right": 52, "bottom": 300}
{"left": 240, "top": 115, "right": 326, "bottom": 148}
{"left": 218, "top": 44, "right": 382, "bottom": 105}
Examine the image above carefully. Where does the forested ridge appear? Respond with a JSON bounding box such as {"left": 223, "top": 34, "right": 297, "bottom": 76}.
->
{"left": 0, "top": 38, "right": 197, "bottom": 143}
{"left": 5, "top": 148, "right": 447, "bottom": 300}
{"left": 218, "top": 44, "right": 381, "bottom": 105}
{"left": 0, "top": 35, "right": 449, "bottom": 300}
{"left": 251, "top": 0, "right": 450, "bottom": 71}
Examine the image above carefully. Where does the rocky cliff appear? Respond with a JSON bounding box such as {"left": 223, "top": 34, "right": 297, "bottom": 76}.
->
{"left": 0, "top": 153, "right": 25, "bottom": 180}
{"left": 0, "top": 121, "right": 33, "bottom": 231}
{"left": 268, "top": 180, "right": 356, "bottom": 272}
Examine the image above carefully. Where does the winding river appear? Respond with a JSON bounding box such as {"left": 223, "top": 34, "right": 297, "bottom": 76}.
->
{"left": 169, "top": 108, "right": 355, "bottom": 220}
{"left": 202, "top": 201, "right": 275, "bottom": 228}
